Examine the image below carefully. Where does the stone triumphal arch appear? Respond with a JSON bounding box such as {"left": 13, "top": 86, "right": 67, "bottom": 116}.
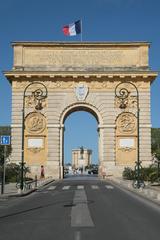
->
{"left": 4, "top": 42, "right": 157, "bottom": 179}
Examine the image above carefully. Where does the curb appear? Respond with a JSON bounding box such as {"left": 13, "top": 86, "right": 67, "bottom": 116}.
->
{"left": 0, "top": 179, "right": 55, "bottom": 199}
{"left": 109, "top": 178, "right": 160, "bottom": 205}
{"left": 8, "top": 188, "right": 37, "bottom": 198}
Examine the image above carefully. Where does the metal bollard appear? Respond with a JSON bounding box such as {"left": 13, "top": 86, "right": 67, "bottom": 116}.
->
{"left": 35, "top": 175, "right": 37, "bottom": 188}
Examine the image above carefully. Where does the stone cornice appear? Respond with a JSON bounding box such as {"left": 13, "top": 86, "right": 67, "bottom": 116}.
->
{"left": 4, "top": 71, "right": 158, "bottom": 82}
{"left": 11, "top": 41, "right": 151, "bottom": 47}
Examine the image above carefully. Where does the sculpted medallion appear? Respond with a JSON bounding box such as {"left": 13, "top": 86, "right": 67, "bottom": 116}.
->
{"left": 117, "top": 112, "right": 136, "bottom": 134}
{"left": 25, "top": 112, "right": 46, "bottom": 134}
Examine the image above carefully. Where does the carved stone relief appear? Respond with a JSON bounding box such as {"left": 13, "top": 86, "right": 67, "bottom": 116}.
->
{"left": 13, "top": 80, "right": 150, "bottom": 91}
{"left": 25, "top": 94, "right": 47, "bottom": 109}
{"left": 25, "top": 112, "right": 46, "bottom": 134}
{"left": 117, "top": 112, "right": 137, "bottom": 134}
{"left": 119, "top": 147, "right": 134, "bottom": 152}
{"left": 75, "top": 83, "right": 89, "bottom": 101}
{"left": 28, "top": 148, "right": 42, "bottom": 153}
{"left": 115, "top": 95, "right": 137, "bottom": 108}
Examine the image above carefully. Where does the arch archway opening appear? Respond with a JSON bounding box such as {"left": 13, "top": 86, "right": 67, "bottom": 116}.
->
{"left": 62, "top": 105, "right": 100, "bottom": 124}
{"left": 61, "top": 107, "right": 100, "bottom": 178}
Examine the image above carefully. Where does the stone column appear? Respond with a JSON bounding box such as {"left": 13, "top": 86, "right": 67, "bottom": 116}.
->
{"left": 59, "top": 124, "right": 64, "bottom": 179}
{"left": 98, "top": 124, "right": 116, "bottom": 176}
{"left": 47, "top": 124, "right": 61, "bottom": 178}
{"left": 11, "top": 89, "right": 23, "bottom": 165}
{"left": 140, "top": 125, "right": 152, "bottom": 165}
{"left": 139, "top": 88, "right": 152, "bottom": 165}
{"left": 11, "top": 125, "right": 22, "bottom": 164}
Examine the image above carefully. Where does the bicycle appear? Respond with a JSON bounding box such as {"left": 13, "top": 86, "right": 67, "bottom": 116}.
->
{"left": 16, "top": 181, "right": 32, "bottom": 191}
{"left": 132, "top": 179, "right": 145, "bottom": 189}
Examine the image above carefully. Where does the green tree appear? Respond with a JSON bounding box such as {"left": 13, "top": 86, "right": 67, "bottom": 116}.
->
{"left": 151, "top": 128, "right": 160, "bottom": 154}
{"left": 0, "top": 163, "right": 30, "bottom": 182}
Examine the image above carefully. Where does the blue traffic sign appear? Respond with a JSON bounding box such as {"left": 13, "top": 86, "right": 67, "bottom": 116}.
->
{"left": 0, "top": 135, "right": 11, "bottom": 145}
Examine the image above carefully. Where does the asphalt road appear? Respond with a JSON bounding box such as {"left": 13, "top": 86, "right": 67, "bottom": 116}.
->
{"left": 0, "top": 175, "right": 160, "bottom": 240}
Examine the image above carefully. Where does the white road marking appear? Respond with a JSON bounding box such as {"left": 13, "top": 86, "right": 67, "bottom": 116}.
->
{"left": 105, "top": 185, "right": 114, "bottom": 189}
{"left": 62, "top": 186, "right": 70, "bottom": 190}
{"left": 71, "top": 189, "right": 94, "bottom": 227}
{"left": 91, "top": 185, "right": 99, "bottom": 189}
{"left": 77, "top": 185, "right": 84, "bottom": 190}
{"left": 44, "top": 184, "right": 114, "bottom": 192}
{"left": 47, "top": 186, "right": 56, "bottom": 190}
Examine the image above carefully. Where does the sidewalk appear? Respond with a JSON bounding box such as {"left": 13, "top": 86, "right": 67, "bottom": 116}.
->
{"left": 0, "top": 177, "right": 55, "bottom": 199}
{"left": 109, "top": 177, "right": 160, "bottom": 205}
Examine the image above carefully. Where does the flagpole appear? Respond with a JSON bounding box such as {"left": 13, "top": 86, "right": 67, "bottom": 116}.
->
{"left": 80, "top": 19, "right": 82, "bottom": 42}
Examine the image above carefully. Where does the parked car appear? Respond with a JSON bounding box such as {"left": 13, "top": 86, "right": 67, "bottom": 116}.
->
{"left": 88, "top": 168, "right": 98, "bottom": 174}
{"left": 88, "top": 170, "right": 92, "bottom": 174}
{"left": 92, "top": 169, "right": 98, "bottom": 174}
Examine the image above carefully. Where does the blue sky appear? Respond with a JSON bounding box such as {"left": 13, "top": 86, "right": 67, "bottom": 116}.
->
{"left": 0, "top": 0, "right": 160, "bottom": 163}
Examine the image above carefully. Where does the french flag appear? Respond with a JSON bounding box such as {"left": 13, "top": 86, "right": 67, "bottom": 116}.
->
{"left": 62, "top": 20, "right": 81, "bottom": 36}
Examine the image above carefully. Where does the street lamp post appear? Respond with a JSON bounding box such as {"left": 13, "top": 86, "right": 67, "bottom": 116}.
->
{"left": 115, "top": 81, "right": 144, "bottom": 188}
{"left": 20, "top": 82, "right": 47, "bottom": 191}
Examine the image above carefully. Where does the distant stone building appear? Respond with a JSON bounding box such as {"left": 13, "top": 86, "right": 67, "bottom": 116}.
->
{"left": 72, "top": 148, "right": 92, "bottom": 169}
